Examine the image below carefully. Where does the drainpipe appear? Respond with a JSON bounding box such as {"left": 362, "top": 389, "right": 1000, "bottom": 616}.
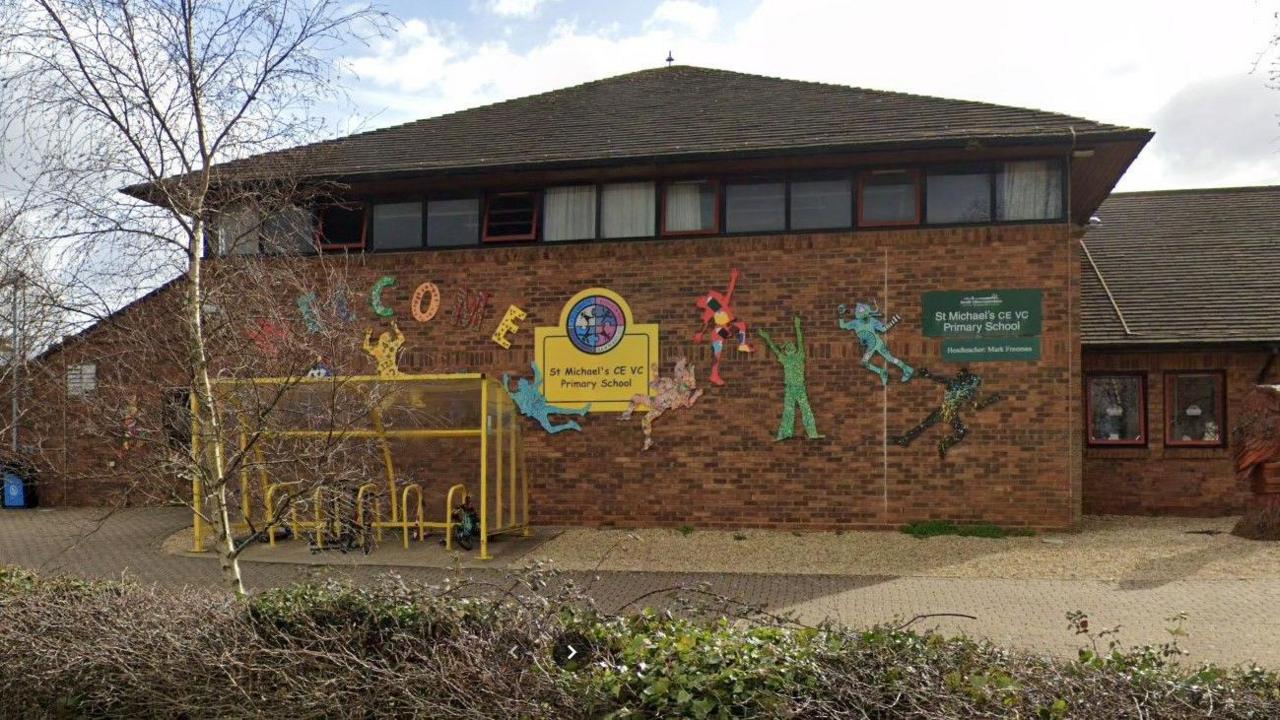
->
{"left": 9, "top": 275, "right": 18, "bottom": 455}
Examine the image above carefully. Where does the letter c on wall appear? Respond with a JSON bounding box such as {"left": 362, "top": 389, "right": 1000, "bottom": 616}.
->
{"left": 370, "top": 276, "right": 396, "bottom": 318}
{"left": 411, "top": 282, "right": 440, "bottom": 323}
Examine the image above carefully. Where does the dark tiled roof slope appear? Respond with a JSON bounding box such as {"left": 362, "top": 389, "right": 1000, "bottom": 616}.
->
{"left": 1082, "top": 185, "right": 1280, "bottom": 344}
{"left": 211, "top": 65, "right": 1147, "bottom": 179}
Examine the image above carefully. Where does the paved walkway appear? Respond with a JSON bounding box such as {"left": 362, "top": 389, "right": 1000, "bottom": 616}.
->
{"left": 2, "top": 508, "right": 1278, "bottom": 667}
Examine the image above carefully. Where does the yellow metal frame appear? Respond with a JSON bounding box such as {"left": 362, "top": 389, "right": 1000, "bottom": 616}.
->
{"left": 189, "top": 373, "right": 530, "bottom": 560}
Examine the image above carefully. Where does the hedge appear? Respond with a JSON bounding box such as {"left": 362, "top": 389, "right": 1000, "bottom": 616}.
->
{"left": 0, "top": 565, "right": 1277, "bottom": 718}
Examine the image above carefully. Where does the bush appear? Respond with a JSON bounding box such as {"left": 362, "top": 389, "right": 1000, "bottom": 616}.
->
{"left": 0, "top": 565, "right": 1277, "bottom": 719}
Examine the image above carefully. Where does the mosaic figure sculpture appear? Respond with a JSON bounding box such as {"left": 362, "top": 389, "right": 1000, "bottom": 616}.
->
{"left": 503, "top": 362, "right": 590, "bottom": 434}
{"left": 693, "top": 268, "right": 753, "bottom": 386}
{"left": 619, "top": 357, "right": 704, "bottom": 450}
{"left": 891, "top": 368, "right": 1002, "bottom": 458}
{"left": 362, "top": 321, "right": 405, "bottom": 377}
{"left": 758, "top": 316, "right": 823, "bottom": 441}
{"left": 838, "top": 300, "right": 914, "bottom": 385}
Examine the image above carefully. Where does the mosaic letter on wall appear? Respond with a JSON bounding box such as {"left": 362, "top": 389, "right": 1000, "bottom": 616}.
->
{"left": 362, "top": 321, "right": 405, "bottom": 377}
{"left": 838, "top": 300, "right": 914, "bottom": 385}
{"left": 491, "top": 305, "right": 527, "bottom": 349}
{"left": 370, "top": 276, "right": 397, "bottom": 318}
{"left": 410, "top": 281, "right": 441, "bottom": 323}
{"left": 297, "top": 292, "right": 323, "bottom": 333}
{"left": 758, "top": 316, "right": 823, "bottom": 441}
{"left": 890, "top": 368, "right": 1002, "bottom": 458}
{"left": 248, "top": 319, "right": 288, "bottom": 358}
{"left": 618, "top": 357, "right": 703, "bottom": 451}
{"left": 453, "top": 286, "right": 491, "bottom": 330}
{"left": 693, "top": 268, "right": 753, "bottom": 386}
{"left": 503, "top": 361, "right": 590, "bottom": 434}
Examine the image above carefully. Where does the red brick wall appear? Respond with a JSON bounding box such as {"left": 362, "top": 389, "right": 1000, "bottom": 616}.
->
{"left": 29, "top": 224, "right": 1082, "bottom": 529}
{"left": 1082, "top": 347, "right": 1280, "bottom": 516}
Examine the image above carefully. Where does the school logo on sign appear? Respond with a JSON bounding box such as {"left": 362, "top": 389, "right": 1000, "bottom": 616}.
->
{"left": 535, "top": 288, "right": 659, "bottom": 412}
{"left": 566, "top": 293, "right": 626, "bottom": 354}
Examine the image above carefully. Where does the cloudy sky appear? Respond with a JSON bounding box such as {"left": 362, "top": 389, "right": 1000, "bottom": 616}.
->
{"left": 338, "top": 0, "right": 1280, "bottom": 191}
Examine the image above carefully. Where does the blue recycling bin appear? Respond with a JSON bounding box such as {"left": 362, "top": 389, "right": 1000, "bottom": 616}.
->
{"left": 3, "top": 470, "right": 35, "bottom": 509}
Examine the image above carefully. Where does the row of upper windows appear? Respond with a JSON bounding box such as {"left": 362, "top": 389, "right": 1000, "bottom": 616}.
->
{"left": 212, "top": 159, "right": 1065, "bottom": 255}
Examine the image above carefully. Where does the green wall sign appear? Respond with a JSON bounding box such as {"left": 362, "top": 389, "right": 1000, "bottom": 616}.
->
{"left": 942, "top": 338, "right": 1041, "bottom": 362}
{"left": 922, "top": 289, "right": 1043, "bottom": 338}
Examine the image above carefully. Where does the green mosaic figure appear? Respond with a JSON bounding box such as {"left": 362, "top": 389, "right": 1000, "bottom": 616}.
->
{"left": 758, "top": 316, "right": 823, "bottom": 442}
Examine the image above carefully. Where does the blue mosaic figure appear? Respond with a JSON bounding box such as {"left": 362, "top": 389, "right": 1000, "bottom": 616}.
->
{"left": 503, "top": 362, "right": 590, "bottom": 434}
{"left": 838, "top": 300, "right": 914, "bottom": 385}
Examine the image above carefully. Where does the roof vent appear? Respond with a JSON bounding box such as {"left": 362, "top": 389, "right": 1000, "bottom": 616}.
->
{"left": 1087, "top": 216, "right": 1102, "bottom": 226}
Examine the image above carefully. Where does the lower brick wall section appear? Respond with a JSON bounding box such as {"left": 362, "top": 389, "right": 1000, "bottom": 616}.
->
{"left": 1082, "top": 347, "right": 1280, "bottom": 516}
{"left": 28, "top": 224, "right": 1083, "bottom": 530}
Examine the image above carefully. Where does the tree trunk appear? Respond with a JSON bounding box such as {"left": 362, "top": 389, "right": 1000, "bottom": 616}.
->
{"left": 188, "top": 217, "right": 245, "bottom": 597}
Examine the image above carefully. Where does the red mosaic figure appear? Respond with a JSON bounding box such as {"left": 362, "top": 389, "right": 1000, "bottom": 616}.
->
{"left": 693, "top": 268, "right": 753, "bottom": 386}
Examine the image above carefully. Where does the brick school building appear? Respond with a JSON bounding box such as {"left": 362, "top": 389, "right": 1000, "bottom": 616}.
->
{"left": 23, "top": 66, "right": 1254, "bottom": 531}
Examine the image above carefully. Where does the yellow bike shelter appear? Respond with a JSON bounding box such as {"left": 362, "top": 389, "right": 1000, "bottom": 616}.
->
{"left": 189, "top": 373, "right": 528, "bottom": 560}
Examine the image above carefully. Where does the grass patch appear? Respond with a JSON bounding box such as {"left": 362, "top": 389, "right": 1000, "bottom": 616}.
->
{"left": 902, "top": 520, "right": 1035, "bottom": 539}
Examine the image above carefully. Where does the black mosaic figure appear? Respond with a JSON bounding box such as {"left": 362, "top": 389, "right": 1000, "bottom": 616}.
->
{"left": 891, "top": 368, "right": 1002, "bottom": 458}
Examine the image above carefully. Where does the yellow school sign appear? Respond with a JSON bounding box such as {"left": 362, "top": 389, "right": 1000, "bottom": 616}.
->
{"left": 534, "top": 288, "right": 659, "bottom": 412}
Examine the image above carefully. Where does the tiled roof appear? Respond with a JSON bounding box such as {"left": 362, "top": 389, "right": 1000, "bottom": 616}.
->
{"left": 1082, "top": 185, "right": 1280, "bottom": 345}
{"left": 207, "top": 65, "right": 1149, "bottom": 180}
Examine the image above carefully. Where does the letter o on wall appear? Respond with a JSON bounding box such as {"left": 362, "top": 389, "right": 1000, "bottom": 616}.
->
{"left": 411, "top": 282, "right": 441, "bottom": 323}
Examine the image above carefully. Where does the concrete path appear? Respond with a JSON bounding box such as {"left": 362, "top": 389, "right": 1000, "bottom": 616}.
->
{"left": 1, "top": 507, "right": 1277, "bottom": 667}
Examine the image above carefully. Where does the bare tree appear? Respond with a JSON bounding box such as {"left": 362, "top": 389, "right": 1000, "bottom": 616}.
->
{"left": 0, "top": 0, "right": 387, "bottom": 596}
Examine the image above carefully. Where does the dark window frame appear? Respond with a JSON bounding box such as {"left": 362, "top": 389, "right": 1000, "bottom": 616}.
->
{"left": 857, "top": 169, "right": 921, "bottom": 228}
{"left": 315, "top": 202, "right": 367, "bottom": 251}
{"left": 995, "top": 158, "right": 1070, "bottom": 223}
{"left": 1164, "top": 370, "right": 1227, "bottom": 449}
{"left": 660, "top": 178, "right": 722, "bottom": 237}
{"left": 784, "top": 172, "right": 856, "bottom": 232}
{"left": 425, "top": 195, "right": 483, "bottom": 248}
{"left": 923, "top": 163, "right": 997, "bottom": 226}
{"left": 482, "top": 191, "right": 541, "bottom": 243}
{"left": 368, "top": 198, "right": 426, "bottom": 252}
{"left": 722, "top": 176, "right": 789, "bottom": 234}
{"left": 1084, "top": 371, "right": 1148, "bottom": 448}
{"left": 596, "top": 179, "right": 660, "bottom": 241}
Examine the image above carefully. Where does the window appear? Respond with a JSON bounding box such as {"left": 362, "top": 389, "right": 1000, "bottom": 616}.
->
{"left": 997, "top": 160, "right": 1064, "bottom": 221}
{"left": 790, "top": 177, "right": 852, "bottom": 230}
{"left": 162, "top": 387, "right": 192, "bottom": 449}
{"left": 543, "top": 186, "right": 597, "bottom": 241}
{"left": 261, "top": 205, "right": 317, "bottom": 254}
{"left": 426, "top": 198, "right": 480, "bottom": 247}
{"left": 212, "top": 205, "right": 259, "bottom": 256}
{"left": 1165, "top": 372, "right": 1226, "bottom": 447}
{"left": 371, "top": 202, "right": 422, "bottom": 250}
{"left": 1086, "top": 374, "right": 1146, "bottom": 446}
{"left": 926, "top": 167, "right": 992, "bottom": 224}
{"left": 67, "top": 363, "right": 96, "bottom": 397}
{"left": 663, "top": 179, "right": 718, "bottom": 235}
{"left": 725, "top": 181, "right": 785, "bottom": 233}
{"left": 483, "top": 192, "right": 539, "bottom": 242}
{"left": 859, "top": 170, "right": 919, "bottom": 226}
{"left": 316, "top": 203, "right": 365, "bottom": 250}
{"left": 600, "top": 182, "right": 655, "bottom": 239}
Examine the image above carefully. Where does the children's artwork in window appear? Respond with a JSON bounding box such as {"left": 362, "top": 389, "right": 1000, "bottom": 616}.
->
{"left": 1086, "top": 374, "right": 1145, "bottom": 445}
{"left": 1166, "top": 372, "right": 1225, "bottom": 447}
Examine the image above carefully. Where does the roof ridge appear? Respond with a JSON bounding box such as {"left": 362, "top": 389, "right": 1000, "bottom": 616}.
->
{"left": 1109, "top": 184, "right": 1280, "bottom": 197}
{"left": 251, "top": 64, "right": 1144, "bottom": 162}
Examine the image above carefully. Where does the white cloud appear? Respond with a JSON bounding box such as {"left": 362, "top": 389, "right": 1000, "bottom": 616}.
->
{"left": 341, "top": 0, "right": 1280, "bottom": 191}
{"left": 646, "top": 1, "right": 719, "bottom": 38}
{"left": 487, "top": 0, "right": 547, "bottom": 18}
